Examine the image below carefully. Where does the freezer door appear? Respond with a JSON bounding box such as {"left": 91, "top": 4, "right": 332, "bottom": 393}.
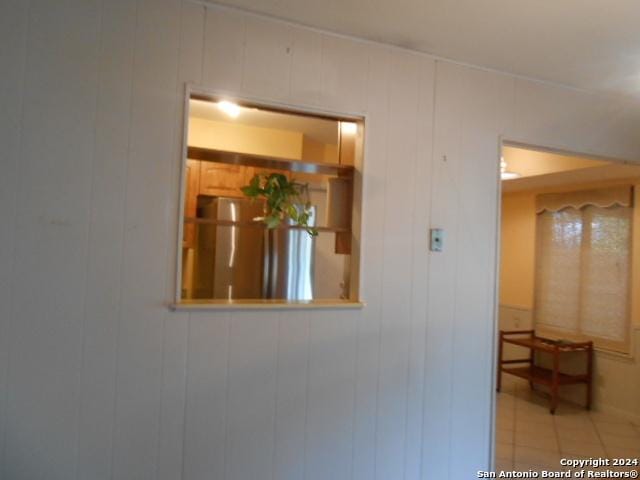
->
{"left": 195, "top": 197, "right": 264, "bottom": 299}
{"left": 263, "top": 207, "right": 316, "bottom": 301}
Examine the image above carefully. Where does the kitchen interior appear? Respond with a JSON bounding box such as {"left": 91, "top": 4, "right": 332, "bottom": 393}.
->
{"left": 179, "top": 95, "right": 362, "bottom": 304}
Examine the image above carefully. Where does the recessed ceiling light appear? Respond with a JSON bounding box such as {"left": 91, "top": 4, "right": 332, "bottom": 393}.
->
{"left": 217, "top": 100, "right": 241, "bottom": 119}
{"left": 501, "top": 171, "right": 521, "bottom": 180}
{"left": 340, "top": 122, "right": 357, "bottom": 135}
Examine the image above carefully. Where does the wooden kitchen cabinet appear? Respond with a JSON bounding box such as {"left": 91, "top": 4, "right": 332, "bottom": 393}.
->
{"left": 199, "top": 161, "right": 247, "bottom": 197}
{"left": 183, "top": 159, "right": 200, "bottom": 248}
{"left": 248, "top": 166, "right": 291, "bottom": 182}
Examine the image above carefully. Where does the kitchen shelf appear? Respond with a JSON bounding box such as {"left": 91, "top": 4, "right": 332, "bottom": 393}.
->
{"left": 183, "top": 216, "right": 350, "bottom": 233}
{"left": 187, "top": 146, "right": 355, "bottom": 177}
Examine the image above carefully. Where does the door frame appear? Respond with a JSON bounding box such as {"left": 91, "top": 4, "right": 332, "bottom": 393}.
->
{"left": 488, "top": 138, "right": 639, "bottom": 470}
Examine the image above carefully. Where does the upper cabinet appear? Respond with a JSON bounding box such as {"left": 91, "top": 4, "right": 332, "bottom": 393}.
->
{"left": 198, "top": 161, "right": 247, "bottom": 197}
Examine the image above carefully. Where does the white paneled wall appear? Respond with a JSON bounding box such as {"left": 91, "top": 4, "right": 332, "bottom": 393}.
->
{"left": 2, "top": 2, "right": 640, "bottom": 480}
{"left": 0, "top": 0, "right": 29, "bottom": 475}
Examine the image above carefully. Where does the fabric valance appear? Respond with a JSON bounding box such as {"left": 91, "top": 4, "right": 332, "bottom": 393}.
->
{"left": 535, "top": 186, "right": 633, "bottom": 213}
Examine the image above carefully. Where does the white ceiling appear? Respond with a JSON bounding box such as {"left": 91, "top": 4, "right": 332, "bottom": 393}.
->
{"left": 501, "top": 146, "right": 640, "bottom": 193}
{"left": 213, "top": 0, "right": 640, "bottom": 97}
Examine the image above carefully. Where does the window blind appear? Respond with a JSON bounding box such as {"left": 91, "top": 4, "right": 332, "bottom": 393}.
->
{"left": 534, "top": 188, "right": 632, "bottom": 353}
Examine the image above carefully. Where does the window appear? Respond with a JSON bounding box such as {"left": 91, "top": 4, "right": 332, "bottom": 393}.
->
{"left": 534, "top": 187, "right": 632, "bottom": 352}
{"left": 176, "top": 91, "right": 363, "bottom": 306}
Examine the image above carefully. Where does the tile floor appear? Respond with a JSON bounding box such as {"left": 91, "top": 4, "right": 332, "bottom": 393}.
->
{"left": 496, "top": 375, "right": 640, "bottom": 476}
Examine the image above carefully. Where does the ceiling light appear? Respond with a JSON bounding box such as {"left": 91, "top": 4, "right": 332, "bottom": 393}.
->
{"left": 340, "top": 122, "right": 357, "bottom": 135}
{"left": 500, "top": 157, "right": 521, "bottom": 180}
{"left": 217, "top": 100, "right": 241, "bottom": 118}
{"left": 501, "top": 171, "right": 521, "bottom": 180}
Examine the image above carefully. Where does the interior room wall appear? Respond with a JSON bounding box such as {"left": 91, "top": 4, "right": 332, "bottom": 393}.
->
{"left": 499, "top": 181, "right": 640, "bottom": 422}
{"left": 499, "top": 193, "right": 536, "bottom": 309}
{"left": 3, "top": 1, "right": 640, "bottom": 479}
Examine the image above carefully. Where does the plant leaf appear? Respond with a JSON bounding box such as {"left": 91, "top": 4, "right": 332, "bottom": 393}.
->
{"left": 241, "top": 172, "right": 317, "bottom": 237}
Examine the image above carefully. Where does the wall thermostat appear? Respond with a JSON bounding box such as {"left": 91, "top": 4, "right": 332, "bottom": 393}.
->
{"left": 430, "top": 228, "right": 444, "bottom": 252}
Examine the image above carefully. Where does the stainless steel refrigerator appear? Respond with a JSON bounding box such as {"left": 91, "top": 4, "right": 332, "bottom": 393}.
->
{"left": 194, "top": 196, "right": 316, "bottom": 301}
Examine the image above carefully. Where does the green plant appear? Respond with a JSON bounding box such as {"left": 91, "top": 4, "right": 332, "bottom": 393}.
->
{"left": 241, "top": 172, "right": 318, "bottom": 236}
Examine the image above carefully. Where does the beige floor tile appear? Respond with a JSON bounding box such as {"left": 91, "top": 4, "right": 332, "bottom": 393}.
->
{"left": 496, "top": 427, "right": 514, "bottom": 444}
{"left": 498, "top": 413, "right": 515, "bottom": 426}
{"left": 599, "top": 432, "right": 640, "bottom": 450}
{"left": 495, "top": 458, "right": 514, "bottom": 472}
{"left": 552, "top": 401, "right": 586, "bottom": 414}
{"left": 557, "top": 437, "right": 606, "bottom": 457}
{"left": 497, "top": 403, "right": 515, "bottom": 415}
{"left": 590, "top": 411, "right": 631, "bottom": 425}
{"left": 555, "top": 425, "right": 601, "bottom": 444}
{"left": 516, "top": 388, "right": 548, "bottom": 401}
{"left": 515, "top": 445, "right": 562, "bottom": 469}
{"left": 595, "top": 421, "right": 640, "bottom": 438}
{"left": 493, "top": 382, "right": 638, "bottom": 473}
{"left": 515, "top": 429, "right": 559, "bottom": 451}
{"left": 518, "top": 408, "right": 553, "bottom": 421}
{"left": 496, "top": 442, "right": 514, "bottom": 461}
{"left": 553, "top": 413, "right": 595, "bottom": 431}
{"left": 497, "top": 391, "right": 516, "bottom": 403}
{"left": 500, "top": 375, "right": 523, "bottom": 390}
{"left": 517, "top": 400, "right": 550, "bottom": 415}
{"left": 515, "top": 419, "right": 556, "bottom": 436}
{"left": 497, "top": 417, "right": 515, "bottom": 432}
{"left": 604, "top": 445, "right": 640, "bottom": 458}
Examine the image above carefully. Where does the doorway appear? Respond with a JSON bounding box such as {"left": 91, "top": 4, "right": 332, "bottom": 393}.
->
{"left": 493, "top": 142, "right": 640, "bottom": 474}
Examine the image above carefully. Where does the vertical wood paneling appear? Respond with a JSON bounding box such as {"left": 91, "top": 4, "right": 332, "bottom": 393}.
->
{"left": 375, "top": 51, "right": 422, "bottom": 480}
{"left": 157, "top": 5, "right": 205, "bottom": 480}
{"left": 421, "top": 59, "right": 464, "bottom": 480}
{"left": 0, "top": 0, "right": 29, "bottom": 474}
{"left": 404, "top": 57, "right": 435, "bottom": 480}
{"left": 352, "top": 46, "right": 392, "bottom": 480}
{"left": 289, "top": 27, "right": 323, "bottom": 106}
{"left": 225, "top": 311, "right": 279, "bottom": 480}
{"left": 305, "top": 310, "right": 357, "bottom": 480}
{"left": 164, "top": 1, "right": 205, "bottom": 304}
{"left": 202, "top": 7, "right": 246, "bottom": 93}
{"left": 182, "top": 313, "right": 230, "bottom": 480}
{"left": 156, "top": 312, "right": 189, "bottom": 480}
{"left": 272, "top": 313, "right": 311, "bottom": 480}
{"left": 319, "top": 35, "right": 369, "bottom": 113}
{"left": 443, "top": 63, "right": 514, "bottom": 479}
{"left": 110, "top": 0, "right": 181, "bottom": 478}
{"left": 4, "top": 1, "right": 102, "bottom": 479}
{"left": 75, "top": 1, "right": 138, "bottom": 478}
{"left": 242, "top": 16, "right": 293, "bottom": 101}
